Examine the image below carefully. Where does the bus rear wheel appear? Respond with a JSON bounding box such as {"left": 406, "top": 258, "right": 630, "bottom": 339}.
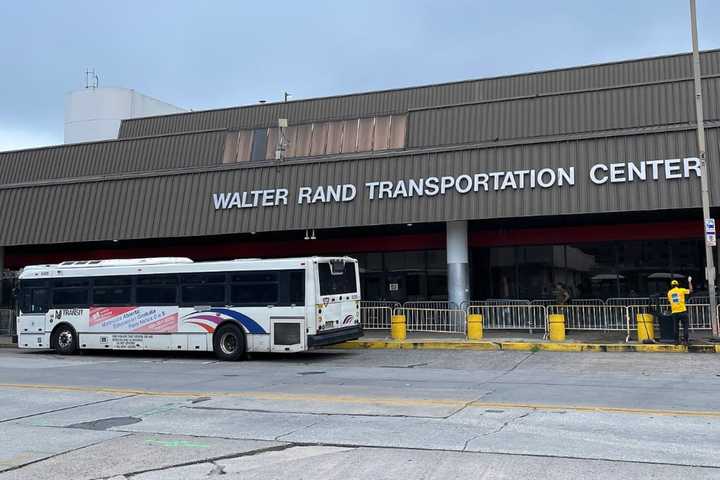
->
{"left": 213, "top": 323, "right": 246, "bottom": 361}
{"left": 51, "top": 325, "right": 78, "bottom": 355}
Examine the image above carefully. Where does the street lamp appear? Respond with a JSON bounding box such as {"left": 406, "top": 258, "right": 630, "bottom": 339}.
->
{"left": 689, "top": 0, "right": 720, "bottom": 337}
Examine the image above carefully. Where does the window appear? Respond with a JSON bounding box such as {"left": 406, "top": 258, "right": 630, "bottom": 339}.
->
{"left": 92, "top": 276, "right": 132, "bottom": 305}
{"left": 318, "top": 262, "right": 358, "bottom": 295}
{"left": 18, "top": 279, "right": 50, "bottom": 314}
{"left": 136, "top": 274, "right": 178, "bottom": 305}
{"left": 52, "top": 278, "right": 90, "bottom": 307}
{"left": 181, "top": 273, "right": 226, "bottom": 305}
{"left": 250, "top": 128, "right": 268, "bottom": 161}
{"left": 229, "top": 271, "right": 279, "bottom": 306}
{"left": 289, "top": 271, "right": 305, "bottom": 305}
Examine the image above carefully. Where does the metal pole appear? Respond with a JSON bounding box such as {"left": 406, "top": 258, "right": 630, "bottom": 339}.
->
{"left": 690, "top": 0, "right": 719, "bottom": 336}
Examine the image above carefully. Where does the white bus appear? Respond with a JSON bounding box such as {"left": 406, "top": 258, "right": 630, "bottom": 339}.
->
{"left": 16, "top": 256, "right": 362, "bottom": 360}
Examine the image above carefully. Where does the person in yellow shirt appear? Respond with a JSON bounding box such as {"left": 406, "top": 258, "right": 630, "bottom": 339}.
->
{"left": 667, "top": 276, "right": 693, "bottom": 345}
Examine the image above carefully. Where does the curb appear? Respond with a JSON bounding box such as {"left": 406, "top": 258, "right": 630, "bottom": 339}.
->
{"left": 332, "top": 340, "right": 720, "bottom": 353}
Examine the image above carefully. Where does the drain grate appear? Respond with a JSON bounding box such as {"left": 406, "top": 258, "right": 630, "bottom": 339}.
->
{"left": 297, "top": 371, "right": 326, "bottom": 375}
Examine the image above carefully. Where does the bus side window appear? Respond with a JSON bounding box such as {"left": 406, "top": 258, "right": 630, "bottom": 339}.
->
{"left": 136, "top": 274, "right": 178, "bottom": 305}
{"left": 289, "top": 271, "right": 305, "bottom": 306}
{"left": 180, "top": 273, "right": 227, "bottom": 306}
{"left": 31, "top": 288, "right": 50, "bottom": 313}
{"left": 229, "top": 271, "right": 278, "bottom": 306}
{"left": 52, "top": 278, "right": 90, "bottom": 308}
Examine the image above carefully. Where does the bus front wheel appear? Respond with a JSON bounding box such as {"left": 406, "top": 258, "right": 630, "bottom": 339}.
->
{"left": 51, "top": 325, "right": 78, "bottom": 355}
{"left": 213, "top": 323, "right": 246, "bottom": 361}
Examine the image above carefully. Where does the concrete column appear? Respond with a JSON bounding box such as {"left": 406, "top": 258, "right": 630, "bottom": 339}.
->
{"left": 447, "top": 221, "right": 469, "bottom": 309}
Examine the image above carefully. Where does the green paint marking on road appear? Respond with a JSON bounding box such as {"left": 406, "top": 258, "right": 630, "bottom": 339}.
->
{"left": 145, "top": 438, "right": 211, "bottom": 448}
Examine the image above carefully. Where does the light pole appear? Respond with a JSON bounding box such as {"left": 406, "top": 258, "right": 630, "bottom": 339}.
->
{"left": 689, "top": 0, "right": 720, "bottom": 336}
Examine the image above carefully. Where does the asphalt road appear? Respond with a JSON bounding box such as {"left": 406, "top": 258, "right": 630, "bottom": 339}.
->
{"left": 1, "top": 347, "right": 720, "bottom": 479}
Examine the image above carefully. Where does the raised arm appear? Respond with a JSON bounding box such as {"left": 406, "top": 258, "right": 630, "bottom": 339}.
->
{"left": 688, "top": 276, "right": 693, "bottom": 294}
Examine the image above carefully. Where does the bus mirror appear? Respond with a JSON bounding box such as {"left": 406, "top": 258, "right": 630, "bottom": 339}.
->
{"left": 329, "top": 260, "right": 346, "bottom": 276}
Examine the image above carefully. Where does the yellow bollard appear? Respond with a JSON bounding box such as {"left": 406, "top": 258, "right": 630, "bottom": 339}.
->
{"left": 467, "top": 314, "right": 484, "bottom": 340}
{"left": 636, "top": 313, "right": 655, "bottom": 343}
{"left": 548, "top": 314, "right": 566, "bottom": 342}
{"left": 391, "top": 314, "right": 407, "bottom": 341}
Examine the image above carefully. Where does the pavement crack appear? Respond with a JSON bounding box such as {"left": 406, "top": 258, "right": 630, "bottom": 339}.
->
{"left": 445, "top": 390, "right": 495, "bottom": 419}
{"left": 184, "top": 405, "right": 442, "bottom": 420}
{"left": 482, "top": 411, "right": 532, "bottom": 437}
{"left": 1, "top": 433, "right": 133, "bottom": 476}
{"left": 114, "top": 443, "right": 296, "bottom": 479}
{"left": 0, "top": 394, "right": 138, "bottom": 424}
{"left": 274, "top": 420, "right": 321, "bottom": 441}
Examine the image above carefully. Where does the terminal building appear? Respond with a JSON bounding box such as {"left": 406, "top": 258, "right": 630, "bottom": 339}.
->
{"left": 2, "top": 50, "right": 720, "bottom": 310}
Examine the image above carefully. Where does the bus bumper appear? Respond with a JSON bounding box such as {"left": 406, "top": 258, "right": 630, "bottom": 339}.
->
{"left": 308, "top": 325, "right": 363, "bottom": 348}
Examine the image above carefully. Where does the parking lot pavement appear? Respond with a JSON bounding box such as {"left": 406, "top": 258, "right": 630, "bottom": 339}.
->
{"left": 1, "top": 348, "right": 720, "bottom": 478}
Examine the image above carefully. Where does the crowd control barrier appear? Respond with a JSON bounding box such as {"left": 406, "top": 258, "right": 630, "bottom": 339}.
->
{"left": 0, "top": 309, "right": 15, "bottom": 336}
{"left": 396, "top": 307, "right": 467, "bottom": 334}
{"left": 467, "top": 304, "right": 546, "bottom": 334}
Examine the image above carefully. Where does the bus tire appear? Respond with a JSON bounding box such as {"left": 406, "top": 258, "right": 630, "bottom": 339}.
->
{"left": 51, "top": 324, "right": 78, "bottom": 355}
{"left": 213, "top": 323, "right": 246, "bottom": 361}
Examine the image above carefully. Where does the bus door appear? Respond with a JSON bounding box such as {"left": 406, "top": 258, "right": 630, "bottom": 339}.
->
{"left": 17, "top": 280, "right": 50, "bottom": 347}
{"left": 316, "top": 259, "right": 360, "bottom": 331}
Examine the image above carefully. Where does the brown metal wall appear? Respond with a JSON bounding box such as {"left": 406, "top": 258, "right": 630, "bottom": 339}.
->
{"left": 0, "top": 126, "right": 715, "bottom": 246}
{"left": 0, "top": 130, "right": 227, "bottom": 185}
{"left": 407, "top": 77, "right": 720, "bottom": 148}
{"left": 118, "top": 50, "right": 720, "bottom": 138}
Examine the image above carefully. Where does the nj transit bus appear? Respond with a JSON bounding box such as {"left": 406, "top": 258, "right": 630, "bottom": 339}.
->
{"left": 15, "top": 257, "right": 362, "bottom": 360}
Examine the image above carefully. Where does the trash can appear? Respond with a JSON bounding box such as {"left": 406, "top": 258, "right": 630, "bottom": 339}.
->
{"left": 657, "top": 313, "right": 676, "bottom": 343}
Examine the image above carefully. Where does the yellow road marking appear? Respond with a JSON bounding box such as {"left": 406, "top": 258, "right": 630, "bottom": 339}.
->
{"left": 2, "top": 382, "right": 720, "bottom": 419}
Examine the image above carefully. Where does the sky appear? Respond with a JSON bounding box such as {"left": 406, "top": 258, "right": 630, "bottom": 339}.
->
{"left": 1, "top": 0, "right": 719, "bottom": 152}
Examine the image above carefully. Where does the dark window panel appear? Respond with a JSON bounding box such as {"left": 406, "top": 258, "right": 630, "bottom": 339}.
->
{"left": 230, "top": 283, "right": 279, "bottom": 305}
{"left": 181, "top": 285, "right": 226, "bottom": 305}
{"left": 137, "top": 286, "right": 177, "bottom": 305}
{"left": 250, "top": 128, "right": 268, "bottom": 162}
{"left": 93, "top": 286, "right": 132, "bottom": 305}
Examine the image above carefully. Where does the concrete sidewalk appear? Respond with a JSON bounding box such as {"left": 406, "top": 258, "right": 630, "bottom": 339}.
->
{"left": 0, "top": 335, "right": 15, "bottom": 348}
{"left": 334, "top": 330, "right": 720, "bottom": 353}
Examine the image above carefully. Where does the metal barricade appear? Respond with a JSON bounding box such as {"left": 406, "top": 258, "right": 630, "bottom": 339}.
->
{"left": 481, "top": 299, "right": 531, "bottom": 306}
{"left": 468, "top": 304, "right": 547, "bottom": 333}
{"left": 570, "top": 299, "right": 606, "bottom": 306}
{"left": 359, "top": 306, "right": 393, "bottom": 330}
{"left": 398, "top": 307, "right": 466, "bottom": 334}
{"left": 529, "top": 299, "right": 555, "bottom": 306}
{"left": 403, "top": 301, "right": 460, "bottom": 310}
{"left": 607, "top": 297, "right": 652, "bottom": 306}
{"left": 548, "top": 305, "right": 630, "bottom": 334}
{"left": 688, "top": 296, "right": 720, "bottom": 305}
{"left": 687, "top": 304, "right": 712, "bottom": 330}
{"left": 359, "top": 301, "right": 401, "bottom": 309}
{"left": 0, "top": 309, "right": 16, "bottom": 336}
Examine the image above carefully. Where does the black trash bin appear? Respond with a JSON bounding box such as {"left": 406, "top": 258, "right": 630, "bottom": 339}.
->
{"left": 657, "top": 313, "right": 676, "bottom": 343}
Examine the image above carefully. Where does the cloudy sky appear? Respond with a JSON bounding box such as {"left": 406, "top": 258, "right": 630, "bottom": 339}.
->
{"left": 1, "top": 0, "right": 719, "bottom": 151}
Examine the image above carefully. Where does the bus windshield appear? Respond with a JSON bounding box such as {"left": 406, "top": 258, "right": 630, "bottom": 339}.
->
{"left": 318, "top": 261, "right": 358, "bottom": 295}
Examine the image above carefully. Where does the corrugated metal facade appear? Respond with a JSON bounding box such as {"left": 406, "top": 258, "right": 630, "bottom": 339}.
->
{"left": 118, "top": 50, "right": 720, "bottom": 138}
{"left": 0, "top": 126, "right": 714, "bottom": 246}
{"left": 0, "top": 130, "right": 227, "bottom": 185}
{"left": 407, "top": 77, "right": 720, "bottom": 147}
